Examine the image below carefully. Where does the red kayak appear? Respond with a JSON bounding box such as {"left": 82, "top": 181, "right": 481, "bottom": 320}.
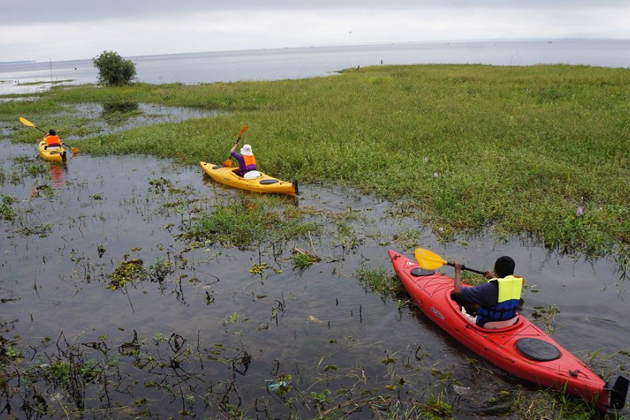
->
{"left": 389, "top": 249, "right": 628, "bottom": 412}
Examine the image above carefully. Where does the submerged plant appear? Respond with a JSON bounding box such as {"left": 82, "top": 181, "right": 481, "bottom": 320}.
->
{"left": 531, "top": 304, "right": 561, "bottom": 334}
{"left": 291, "top": 247, "right": 321, "bottom": 272}
{"left": 148, "top": 257, "right": 174, "bottom": 282}
{"left": 109, "top": 258, "right": 146, "bottom": 289}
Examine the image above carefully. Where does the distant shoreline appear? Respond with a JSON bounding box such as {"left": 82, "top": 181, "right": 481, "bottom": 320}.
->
{"left": 0, "top": 60, "right": 36, "bottom": 65}
{"left": 5, "top": 38, "right": 630, "bottom": 65}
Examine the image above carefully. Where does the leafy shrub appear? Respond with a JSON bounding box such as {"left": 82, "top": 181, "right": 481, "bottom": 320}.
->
{"left": 93, "top": 51, "right": 137, "bottom": 86}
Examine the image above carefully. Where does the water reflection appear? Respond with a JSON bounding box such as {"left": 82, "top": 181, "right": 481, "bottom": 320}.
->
{"left": 49, "top": 162, "right": 66, "bottom": 187}
{"left": 101, "top": 101, "right": 140, "bottom": 124}
{"left": 102, "top": 101, "right": 139, "bottom": 115}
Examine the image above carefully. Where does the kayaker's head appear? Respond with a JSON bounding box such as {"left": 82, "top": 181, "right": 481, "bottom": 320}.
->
{"left": 494, "top": 256, "right": 515, "bottom": 278}
{"left": 240, "top": 144, "right": 253, "bottom": 156}
{"left": 48, "top": 129, "right": 56, "bottom": 136}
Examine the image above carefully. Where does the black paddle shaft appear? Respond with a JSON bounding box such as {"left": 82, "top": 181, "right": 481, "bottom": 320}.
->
{"left": 446, "top": 261, "right": 486, "bottom": 275}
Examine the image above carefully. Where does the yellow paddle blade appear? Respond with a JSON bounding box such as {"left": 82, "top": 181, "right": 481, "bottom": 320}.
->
{"left": 414, "top": 248, "right": 448, "bottom": 270}
{"left": 19, "top": 117, "right": 36, "bottom": 127}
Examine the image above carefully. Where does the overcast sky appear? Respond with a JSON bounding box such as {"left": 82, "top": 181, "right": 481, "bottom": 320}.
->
{"left": 2, "top": 1, "right": 630, "bottom": 63}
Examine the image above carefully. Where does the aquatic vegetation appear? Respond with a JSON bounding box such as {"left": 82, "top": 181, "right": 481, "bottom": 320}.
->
{"left": 249, "top": 262, "right": 269, "bottom": 274}
{"left": 336, "top": 221, "right": 363, "bottom": 250}
{"left": 531, "top": 304, "right": 561, "bottom": 335}
{"left": 355, "top": 266, "right": 403, "bottom": 297}
{"left": 109, "top": 258, "right": 146, "bottom": 289}
{"left": 509, "top": 386, "right": 600, "bottom": 420}
{"left": 8, "top": 155, "right": 47, "bottom": 185}
{"left": 148, "top": 257, "right": 174, "bottom": 282}
{"left": 16, "top": 222, "right": 53, "bottom": 237}
{"left": 290, "top": 247, "right": 320, "bottom": 271}
{"left": 182, "top": 196, "right": 320, "bottom": 250}
{"left": 0, "top": 194, "right": 15, "bottom": 221}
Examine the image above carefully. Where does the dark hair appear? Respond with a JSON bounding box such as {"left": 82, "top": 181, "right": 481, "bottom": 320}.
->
{"left": 48, "top": 129, "right": 56, "bottom": 135}
{"left": 494, "top": 256, "right": 515, "bottom": 278}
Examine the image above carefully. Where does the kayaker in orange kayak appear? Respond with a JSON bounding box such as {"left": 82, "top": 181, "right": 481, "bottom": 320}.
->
{"left": 452, "top": 256, "right": 524, "bottom": 327}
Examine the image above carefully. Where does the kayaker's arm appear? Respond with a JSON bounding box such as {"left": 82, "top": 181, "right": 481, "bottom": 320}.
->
{"left": 230, "top": 143, "right": 238, "bottom": 154}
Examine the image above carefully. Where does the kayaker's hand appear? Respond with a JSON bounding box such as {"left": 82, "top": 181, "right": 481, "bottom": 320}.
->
{"left": 484, "top": 270, "right": 493, "bottom": 279}
{"left": 453, "top": 260, "right": 463, "bottom": 293}
{"left": 454, "top": 260, "right": 462, "bottom": 273}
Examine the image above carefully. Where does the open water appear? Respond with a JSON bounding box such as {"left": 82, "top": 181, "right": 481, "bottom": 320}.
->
{"left": 1, "top": 39, "right": 629, "bottom": 95}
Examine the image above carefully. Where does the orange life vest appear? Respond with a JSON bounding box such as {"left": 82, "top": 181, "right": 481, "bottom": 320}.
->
{"left": 243, "top": 154, "right": 256, "bottom": 168}
{"left": 46, "top": 135, "right": 61, "bottom": 146}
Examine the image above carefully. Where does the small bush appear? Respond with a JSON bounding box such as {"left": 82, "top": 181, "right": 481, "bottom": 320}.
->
{"left": 93, "top": 51, "right": 137, "bottom": 86}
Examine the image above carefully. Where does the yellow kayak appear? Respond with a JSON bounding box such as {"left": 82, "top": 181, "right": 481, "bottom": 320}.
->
{"left": 200, "top": 162, "right": 297, "bottom": 196}
{"left": 38, "top": 140, "right": 67, "bottom": 162}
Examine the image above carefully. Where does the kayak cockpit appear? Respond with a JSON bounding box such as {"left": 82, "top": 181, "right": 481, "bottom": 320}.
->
{"left": 447, "top": 290, "right": 522, "bottom": 332}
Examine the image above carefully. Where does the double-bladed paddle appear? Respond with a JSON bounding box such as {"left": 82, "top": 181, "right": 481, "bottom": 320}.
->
{"left": 414, "top": 247, "right": 486, "bottom": 275}
{"left": 19, "top": 117, "right": 80, "bottom": 154}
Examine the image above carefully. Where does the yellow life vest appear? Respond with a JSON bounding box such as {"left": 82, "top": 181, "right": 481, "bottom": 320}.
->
{"left": 495, "top": 275, "right": 523, "bottom": 303}
{"left": 477, "top": 275, "right": 523, "bottom": 325}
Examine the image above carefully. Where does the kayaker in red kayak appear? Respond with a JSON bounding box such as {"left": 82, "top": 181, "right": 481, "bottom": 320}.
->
{"left": 230, "top": 142, "right": 257, "bottom": 178}
{"left": 44, "top": 129, "right": 61, "bottom": 150}
{"left": 452, "top": 256, "right": 524, "bottom": 327}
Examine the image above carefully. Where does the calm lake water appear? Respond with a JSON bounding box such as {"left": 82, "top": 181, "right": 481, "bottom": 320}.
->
{"left": 1, "top": 39, "right": 630, "bottom": 95}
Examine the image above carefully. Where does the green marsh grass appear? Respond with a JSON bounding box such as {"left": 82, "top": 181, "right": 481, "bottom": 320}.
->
{"left": 182, "top": 196, "right": 320, "bottom": 250}
{"left": 6, "top": 64, "right": 630, "bottom": 260}
{"left": 355, "top": 266, "right": 404, "bottom": 297}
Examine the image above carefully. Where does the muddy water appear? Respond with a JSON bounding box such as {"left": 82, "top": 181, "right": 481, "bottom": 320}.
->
{"left": 1, "top": 139, "right": 629, "bottom": 418}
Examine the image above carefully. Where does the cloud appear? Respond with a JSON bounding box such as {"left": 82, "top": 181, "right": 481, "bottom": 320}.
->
{"left": 2, "top": 3, "right": 630, "bottom": 62}
{"left": 7, "top": 0, "right": 630, "bottom": 24}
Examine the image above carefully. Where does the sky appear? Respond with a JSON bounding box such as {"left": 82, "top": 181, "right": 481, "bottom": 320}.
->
{"left": 2, "top": 0, "right": 630, "bottom": 63}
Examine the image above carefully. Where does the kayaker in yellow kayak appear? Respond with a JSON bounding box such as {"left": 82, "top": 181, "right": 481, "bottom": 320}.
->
{"left": 229, "top": 142, "right": 258, "bottom": 178}
{"left": 44, "top": 129, "right": 62, "bottom": 150}
{"left": 452, "top": 256, "right": 524, "bottom": 327}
